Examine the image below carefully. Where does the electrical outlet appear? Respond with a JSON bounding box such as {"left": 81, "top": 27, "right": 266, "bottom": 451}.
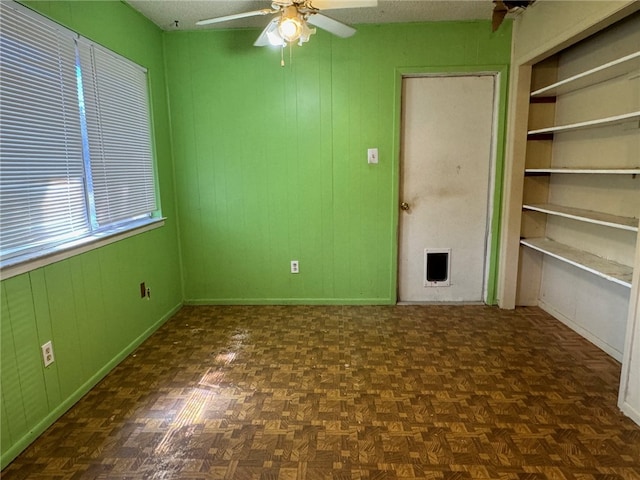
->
{"left": 290, "top": 260, "right": 299, "bottom": 274}
{"left": 41, "top": 341, "right": 55, "bottom": 367}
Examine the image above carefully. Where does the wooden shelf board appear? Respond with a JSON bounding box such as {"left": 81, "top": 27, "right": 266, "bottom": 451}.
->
{"left": 520, "top": 237, "right": 633, "bottom": 288}
{"left": 528, "top": 111, "right": 640, "bottom": 135}
{"left": 525, "top": 167, "right": 640, "bottom": 175}
{"left": 531, "top": 51, "right": 640, "bottom": 97}
{"left": 523, "top": 203, "right": 639, "bottom": 231}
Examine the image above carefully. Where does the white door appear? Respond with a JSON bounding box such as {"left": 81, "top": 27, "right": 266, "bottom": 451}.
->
{"left": 398, "top": 75, "right": 496, "bottom": 302}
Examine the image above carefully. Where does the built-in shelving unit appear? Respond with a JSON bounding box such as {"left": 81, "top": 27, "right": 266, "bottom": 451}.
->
{"left": 528, "top": 111, "right": 640, "bottom": 135}
{"left": 516, "top": 13, "right": 640, "bottom": 361}
{"left": 524, "top": 167, "right": 640, "bottom": 174}
{"left": 522, "top": 203, "right": 639, "bottom": 231}
{"left": 520, "top": 237, "right": 633, "bottom": 288}
{"left": 530, "top": 51, "right": 640, "bottom": 98}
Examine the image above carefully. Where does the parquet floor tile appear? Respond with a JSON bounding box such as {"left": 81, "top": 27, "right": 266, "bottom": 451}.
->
{"left": 3, "top": 305, "right": 639, "bottom": 479}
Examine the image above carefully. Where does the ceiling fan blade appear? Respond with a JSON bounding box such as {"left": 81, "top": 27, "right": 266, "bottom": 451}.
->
{"left": 312, "top": 0, "right": 377, "bottom": 9}
{"left": 307, "top": 13, "right": 356, "bottom": 38}
{"left": 254, "top": 18, "right": 282, "bottom": 46}
{"left": 196, "top": 8, "right": 274, "bottom": 26}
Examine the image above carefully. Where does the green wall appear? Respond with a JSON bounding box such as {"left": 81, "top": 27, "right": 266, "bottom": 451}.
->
{"left": 164, "top": 21, "right": 512, "bottom": 304}
{"left": 0, "top": 1, "right": 182, "bottom": 468}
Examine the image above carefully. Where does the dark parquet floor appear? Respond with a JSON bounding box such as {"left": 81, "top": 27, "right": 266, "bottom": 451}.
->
{"left": 3, "top": 305, "right": 640, "bottom": 479}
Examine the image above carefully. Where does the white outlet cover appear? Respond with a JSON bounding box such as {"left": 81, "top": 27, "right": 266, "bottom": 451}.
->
{"left": 41, "top": 341, "right": 55, "bottom": 367}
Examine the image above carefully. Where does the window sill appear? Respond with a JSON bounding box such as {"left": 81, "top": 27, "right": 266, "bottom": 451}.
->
{"left": 0, "top": 217, "right": 165, "bottom": 281}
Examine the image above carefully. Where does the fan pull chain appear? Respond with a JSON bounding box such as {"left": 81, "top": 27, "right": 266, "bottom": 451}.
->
{"left": 280, "top": 43, "right": 295, "bottom": 67}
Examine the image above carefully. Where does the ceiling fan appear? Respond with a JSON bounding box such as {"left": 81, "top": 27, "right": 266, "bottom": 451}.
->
{"left": 196, "top": 0, "right": 377, "bottom": 47}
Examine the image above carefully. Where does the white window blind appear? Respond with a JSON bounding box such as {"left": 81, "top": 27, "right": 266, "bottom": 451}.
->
{"left": 0, "top": 1, "right": 158, "bottom": 268}
{"left": 78, "top": 41, "right": 156, "bottom": 227}
{"left": 0, "top": 2, "right": 89, "bottom": 258}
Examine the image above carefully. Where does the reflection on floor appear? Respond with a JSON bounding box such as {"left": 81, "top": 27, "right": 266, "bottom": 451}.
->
{"left": 3, "top": 305, "right": 640, "bottom": 479}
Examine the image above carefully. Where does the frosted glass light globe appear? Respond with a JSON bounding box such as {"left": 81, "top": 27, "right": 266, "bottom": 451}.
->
{"left": 278, "top": 17, "right": 302, "bottom": 42}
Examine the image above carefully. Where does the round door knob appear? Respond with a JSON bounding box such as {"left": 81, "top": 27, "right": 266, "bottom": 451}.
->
{"left": 400, "top": 202, "right": 410, "bottom": 211}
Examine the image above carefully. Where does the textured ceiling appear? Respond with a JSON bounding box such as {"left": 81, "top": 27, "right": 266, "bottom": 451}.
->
{"left": 126, "top": 0, "right": 499, "bottom": 31}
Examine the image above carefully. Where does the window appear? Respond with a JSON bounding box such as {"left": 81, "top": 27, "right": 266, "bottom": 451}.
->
{"left": 0, "top": 1, "right": 160, "bottom": 275}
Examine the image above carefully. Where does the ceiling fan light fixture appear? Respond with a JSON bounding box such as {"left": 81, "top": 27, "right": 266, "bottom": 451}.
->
{"left": 251, "top": 1, "right": 354, "bottom": 49}
{"left": 278, "top": 6, "right": 303, "bottom": 42}
{"left": 279, "top": 19, "right": 301, "bottom": 42}
{"left": 265, "top": 6, "right": 316, "bottom": 47}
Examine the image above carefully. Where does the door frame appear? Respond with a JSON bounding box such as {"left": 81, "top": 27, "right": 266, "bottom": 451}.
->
{"left": 390, "top": 65, "right": 510, "bottom": 305}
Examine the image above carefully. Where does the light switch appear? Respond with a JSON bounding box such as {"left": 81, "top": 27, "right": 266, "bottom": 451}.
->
{"left": 367, "top": 148, "right": 378, "bottom": 164}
